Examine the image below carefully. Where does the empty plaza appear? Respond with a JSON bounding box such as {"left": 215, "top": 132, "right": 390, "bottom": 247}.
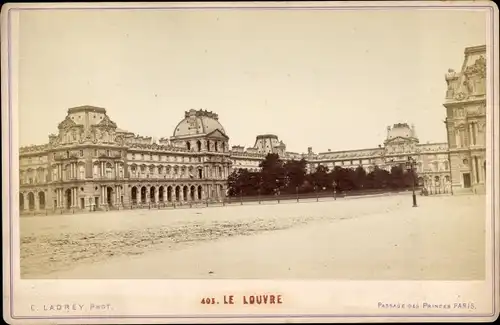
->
{"left": 19, "top": 193, "right": 486, "bottom": 280}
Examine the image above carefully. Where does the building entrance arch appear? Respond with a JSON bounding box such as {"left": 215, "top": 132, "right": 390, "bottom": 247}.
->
{"left": 27, "top": 192, "right": 35, "bottom": 210}
{"left": 131, "top": 186, "right": 138, "bottom": 204}
{"left": 38, "top": 191, "right": 46, "bottom": 209}
{"left": 140, "top": 186, "right": 147, "bottom": 204}
{"left": 107, "top": 186, "right": 114, "bottom": 206}
{"left": 65, "top": 189, "right": 72, "bottom": 209}
{"left": 20, "top": 193, "right": 24, "bottom": 211}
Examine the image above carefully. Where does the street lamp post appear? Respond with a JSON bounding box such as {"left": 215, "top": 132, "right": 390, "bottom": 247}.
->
{"left": 296, "top": 186, "right": 299, "bottom": 203}
{"left": 276, "top": 179, "right": 280, "bottom": 204}
{"left": 332, "top": 181, "right": 337, "bottom": 200}
{"left": 406, "top": 156, "right": 418, "bottom": 207}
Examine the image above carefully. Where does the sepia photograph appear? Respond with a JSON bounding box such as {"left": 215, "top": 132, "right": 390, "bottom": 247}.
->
{"left": 2, "top": 1, "right": 498, "bottom": 323}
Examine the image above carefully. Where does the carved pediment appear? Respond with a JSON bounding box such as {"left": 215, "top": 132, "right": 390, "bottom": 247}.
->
{"left": 384, "top": 136, "right": 416, "bottom": 145}
{"left": 96, "top": 115, "right": 117, "bottom": 129}
{"left": 57, "top": 116, "right": 77, "bottom": 130}
{"left": 206, "top": 129, "right": 229, "bottom": 140}
{"left": 464, "top": 56, "right": 486, "bottom": 78}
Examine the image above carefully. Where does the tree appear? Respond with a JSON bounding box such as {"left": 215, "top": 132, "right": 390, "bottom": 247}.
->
{"left": 390, "top": 165, "right": 405, "bottom": 189}
{"left": 309, "top": 164, "right": 331, "bottom": 191}
{"left": 259, "top": 153, "right": 286, "bottom": 195}
{"left": 367, "top": 165, "right": 391, "bottom": 189}
{"left": 353, "top": 165, "right": 367, "bottom": 189}
{"left": 283, "top": 159, "right": 307, "bottom": 193}
{"left": 227, "top": 169, "right": 247, "bottom": 196}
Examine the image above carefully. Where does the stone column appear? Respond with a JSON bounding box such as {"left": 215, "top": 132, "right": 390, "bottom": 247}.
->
{"left": 146, "top": 187, "right": 150, "bottom": 203}
{"left": 468, "top": 124, "right": 472, "bottom": 147}
{"left": 482, "top": 158, "right": 486, "bottom": 183}
{"left": 193, "top": 187, "right": 198, "bottom": 201}
{"left": 476, "top": 156, "right": 481, "bottom": 184}
{"left": 155, "top": 187, "right": 159, "bottom": 203}
{"left": 61, "top": 189, "right": 65, "bottom": 208}
{"left": 471, "top": 156, "right": 476, "bottom": 184}
{"left": 35, "top": 193, "right": 40, "bottom": 211}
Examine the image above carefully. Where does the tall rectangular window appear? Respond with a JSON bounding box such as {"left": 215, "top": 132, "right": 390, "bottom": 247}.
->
{"left": 472, "top": 123, "right": 477, "bottom": 145}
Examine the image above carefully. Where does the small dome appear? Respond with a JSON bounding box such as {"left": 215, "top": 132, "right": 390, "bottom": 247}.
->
{"left": 388, "top": 123, "right": 413, "bottom": 139}
{"left": 173, "top": 109, "right": 226, "bottom": 137}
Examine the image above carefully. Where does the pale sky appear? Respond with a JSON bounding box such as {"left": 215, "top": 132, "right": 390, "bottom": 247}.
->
{"left": 16, "top": 7, "right": 487, "bottom": 153}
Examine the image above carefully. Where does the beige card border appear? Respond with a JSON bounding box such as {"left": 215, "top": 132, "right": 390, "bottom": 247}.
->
{"left": 2, "top": 1, "right": 499, "bottom": 324}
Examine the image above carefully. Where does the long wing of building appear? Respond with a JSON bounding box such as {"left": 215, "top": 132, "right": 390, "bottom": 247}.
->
{"left": 18, "top": 45, "right": 486, "bottom": 214}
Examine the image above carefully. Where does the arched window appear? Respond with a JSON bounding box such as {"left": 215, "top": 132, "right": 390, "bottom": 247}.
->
{"left": 207, "top": 141, "right": 211, "bottom": 152}
{"left": 186, "top": 141, "right": 191, "bottom": 151}
{"left": 197, "top": 140, "right": 202, "bottom": 152}
{"left": 215, "top": 142, "right": 219, "bottom": 152}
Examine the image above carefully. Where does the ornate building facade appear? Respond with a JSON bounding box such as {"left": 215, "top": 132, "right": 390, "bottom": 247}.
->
{"left": 19, "top": 107, "right": 231, "bottom": 213}
{"left": 443, "top": 45, "right": 487, "bottom": 194}
{"left": 18, "top": 110, "right": 452, "bottom": 214}
{"left": 18, "top": 45, "right": 486, "bottom": 214}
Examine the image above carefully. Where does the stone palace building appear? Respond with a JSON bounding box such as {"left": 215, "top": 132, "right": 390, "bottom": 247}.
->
{"left": 18, "top": 45, "right": 487, "bottom": 213}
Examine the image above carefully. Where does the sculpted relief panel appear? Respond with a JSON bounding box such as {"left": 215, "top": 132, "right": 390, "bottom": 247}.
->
{"left": 446, "top": 55, "right": 486, "bottom": 101}
{"left": 463, "top": 55, "right": 486, "bottom": 96}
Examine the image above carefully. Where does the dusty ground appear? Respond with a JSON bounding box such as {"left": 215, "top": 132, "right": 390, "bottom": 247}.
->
{"left": 19, "top": 193, "right": 486, "bottom": 280}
